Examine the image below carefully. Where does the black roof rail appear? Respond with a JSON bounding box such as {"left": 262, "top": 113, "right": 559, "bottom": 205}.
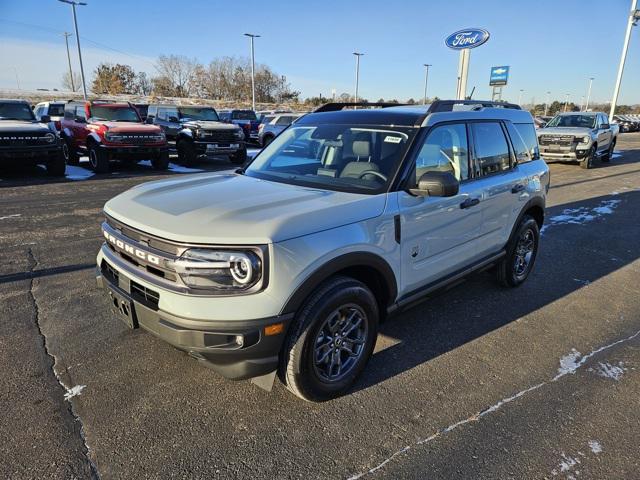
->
{"left": 313, "top": 102, "right": 408, "bottom": 113}
{"left": 428, "top": 100, "right": 521, "bottom": 113}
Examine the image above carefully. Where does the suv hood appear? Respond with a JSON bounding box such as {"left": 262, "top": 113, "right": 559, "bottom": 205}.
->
{"left": 538, "top": 126, "right": 594, "bottom": 137}
{"left": 97, "top": 121, "right": 162, "bottom": 133}
{"left": 104, "top": 173, "right": 386, "bottom": 245}
{"left": 182, "top": 120, "right": 239, "bottom": 131}
{"left": 0, "top": 120, "right": 51, "bottom": 133}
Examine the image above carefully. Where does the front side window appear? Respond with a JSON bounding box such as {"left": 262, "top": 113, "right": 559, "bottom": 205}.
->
{"left": 48, "top": 104, "right": 65, "bottom": 116}
{"left": 0, "top": 102, "right": 35, "bottom": 121}
{"left": 90, "top": 106, "right": 140, "bottom": 122}
{"left": 178, "top": 107, "right": 219, "bottom": 121}
{"left": 413, "top": 123, "right": 469, "bottom": 184}
{"left": 246, "top": 124, "right": 417, "bottom": 194}
{"left": 75, "top": 105, "right": 87, "bottom": 120}
{"left": 472, "top": 122, "right": 511, "bottom": 175}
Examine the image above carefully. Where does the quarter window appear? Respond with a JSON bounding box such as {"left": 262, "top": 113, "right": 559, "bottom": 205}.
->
{"left": 471, "top": 122, "right": 511, "bottom": 175}
{"left": 414, "top": 123, "right": 469, "bottom": 184}
{"left": 512, "top": 123, "right": 539, "bottom": 161}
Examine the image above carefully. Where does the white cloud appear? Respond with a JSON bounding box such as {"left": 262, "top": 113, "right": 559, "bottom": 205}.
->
{"left": 0, "top": 37, "right": 156, "bottom": 91}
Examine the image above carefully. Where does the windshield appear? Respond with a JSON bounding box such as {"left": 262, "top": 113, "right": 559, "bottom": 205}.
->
{"left": 232, "top": 110, "right": 257, "bottom": 121}
{"left": 0, "top": 102, "right": 35, "bottom": 121}
{"left": 178, "top": 107, "right": 219, "bottom": 121}
{"left": 90, "top": 105, "right": 141, "bottom": 122}
{"left": 546, "top": 114, "right": 596, "bottom": 129}
{"left": 245, "top": 124, "right": 417, "bottom": 194}
{"left": 48, "top": 104, "right": 65, "bottom": 116}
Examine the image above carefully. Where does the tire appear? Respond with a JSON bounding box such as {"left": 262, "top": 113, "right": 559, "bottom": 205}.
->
{"left": 62, "top": 139, "right": 79, "bottom": 166}
{"left": 602, "top": 140, "right": 615, "bottom": 163}
{"left": 230, "top": 146, "right": 247, "bottom": 165}
{"left": 177, "top": 140, "right": 197, "bottom": 165}
{"left": 88, "top": 144, "right": 109, "bottom": 173}
{"left": 46, "top": 151, "right": 66, "bottom": 177}
{"left": 580, "top": 145, "right": 596, "bottom": 169}
{"left": 151, "top": 151, "right": 170, "bottom": 170}
{"left": 279, "top": 276, "right": 379, "bottom": 402}
{"left": 497, "top": 214, "right": 540, "bottom": 287}
{"left": 262, "top": 135, "right": 274, "bottom": 147}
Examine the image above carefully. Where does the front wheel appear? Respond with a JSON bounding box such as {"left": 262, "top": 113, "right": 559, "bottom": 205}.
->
{"left": 497, "top": 214, "right": 540, "bottom": 287}
{"left": 46, "top": 151, "right": 66, "bottom": 177}
{"left": 177, "top": 140, "right": 197, "bottom": 165}
{"left": 580, "top": 145, "right": 596, "bottom": 169}
{"left": 151, "top": 151, "right": 170, "bottom": 170}
{"left": 279, "top": 276, "right": 379, "bottom": 402}
{"left": 230, "top": 147, "right": 247, "bottom": 165}
{"left": 88, "top": 144, "right": 109, "bottom": 173}
{"left": 62, "top": 139, "right": 79, "bottom": 166}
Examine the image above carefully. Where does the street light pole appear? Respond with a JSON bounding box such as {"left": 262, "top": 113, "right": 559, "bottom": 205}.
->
{"left": 59, "top": 0, "right": 88, "bottom": 100}
{"left": 353, "top": 52, "right": 364, "bottom": 104}
{"left": 544, "top": 91, "right": 551, "bottom": 116}
{"left": 584, "top": 77, "right": 594, "bottom": 111}
{"left": 423, "top": 64, "right": 431, "bottom": 105}
{"left": 518, "top": 89, "right": 524, "bottom": 105}
{"left": 563, "top": 93, "right": 570, "bottom": 112}
{"left": 244, "top": 33, "right": 260, "bottom": 111}
{"left": 62, "top": 32, "right": 75, "bottom": 92}
{"left": 609, "top": 0, "right": 639, "bottom": 122}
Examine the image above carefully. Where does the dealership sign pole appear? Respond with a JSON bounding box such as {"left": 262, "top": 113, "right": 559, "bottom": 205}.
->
{"left": 445, "top": 28, "right": 490, "bottom": 100}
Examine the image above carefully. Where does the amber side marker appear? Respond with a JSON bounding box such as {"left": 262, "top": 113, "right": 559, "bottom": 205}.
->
{"left": 264, "top": 323, "right": 284, "bottom": 336}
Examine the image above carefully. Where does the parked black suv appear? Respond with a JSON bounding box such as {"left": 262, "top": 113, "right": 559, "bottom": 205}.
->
{"left": 147, "top": 105, "right": 247, "bottom": 165}
{"left": 0, "top": 99, "right": 65, "bottom": 176}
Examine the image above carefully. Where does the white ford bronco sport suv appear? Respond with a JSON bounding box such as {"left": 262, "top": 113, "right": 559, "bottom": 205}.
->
{"left": 97, "top": 100, "right": 549, "bottom": 401}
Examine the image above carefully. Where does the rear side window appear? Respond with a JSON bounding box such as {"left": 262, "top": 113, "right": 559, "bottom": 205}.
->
{"left": 275, "top": 116, "right": 292, "bottom": 126}
{"left": 75, "top": 105, "right": 87, "bottom": 120}
{"left": 511, "top": 123, "right": 539, "bottom": 162}
{"left": 471, "top": 122, "right": 511, "bottom": 175}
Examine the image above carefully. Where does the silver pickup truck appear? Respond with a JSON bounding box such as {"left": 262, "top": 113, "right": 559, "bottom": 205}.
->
{"left": 537, "top": 112, "right": 618, "bottom": 169}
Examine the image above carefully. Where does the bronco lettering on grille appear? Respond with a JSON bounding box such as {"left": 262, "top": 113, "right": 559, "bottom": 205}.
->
{"left": 103, "top": 230, "right": 160, "bottom": 265}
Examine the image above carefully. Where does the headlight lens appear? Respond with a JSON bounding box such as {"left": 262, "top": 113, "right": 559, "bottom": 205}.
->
{"left": 173, "top": 249, "right": 262, "bottom": 292}
{"left": 581, "top": 136, "right": 590, "bottom": 143}
{"left": 235, "top": 129, "right": 245, "bottom": 140}
{"left": 41, "top": 132, "right": 56, "bottom": 143}
{"left": 197, "top": 129, "right": 208, "bottom": 139}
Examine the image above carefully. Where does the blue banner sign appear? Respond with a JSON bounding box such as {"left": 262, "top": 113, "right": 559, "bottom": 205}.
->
{"left": 489, "top": 66, "right": 510, "bottom": 86}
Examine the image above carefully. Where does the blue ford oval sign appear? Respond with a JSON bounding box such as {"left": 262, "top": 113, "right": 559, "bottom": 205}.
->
{"left": 445, "top": 28, "right": 490, "bottom": 50}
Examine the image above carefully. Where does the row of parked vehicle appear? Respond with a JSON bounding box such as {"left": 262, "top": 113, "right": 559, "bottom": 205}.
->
{"left": 1, "top": 97, "right": 306, "bottom": 176}
{"left": 611, "top": 114, "right": 640, "bottom": 133}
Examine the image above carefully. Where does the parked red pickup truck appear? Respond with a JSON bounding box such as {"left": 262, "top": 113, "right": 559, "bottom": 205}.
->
{"left": 60, "top": 100, "right": 169, "bottom": 173}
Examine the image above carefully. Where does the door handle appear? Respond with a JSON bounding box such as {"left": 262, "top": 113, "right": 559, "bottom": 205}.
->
{"left": 511, "top": 184, "right": 526, "bottom": 194}
{"left": 460, "top": 198, "right": 480, "bottom": 209}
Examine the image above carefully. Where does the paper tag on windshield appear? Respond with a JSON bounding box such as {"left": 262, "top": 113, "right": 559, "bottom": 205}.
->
{"left": 384, "top": 136, "right": 402, "bottom": 144}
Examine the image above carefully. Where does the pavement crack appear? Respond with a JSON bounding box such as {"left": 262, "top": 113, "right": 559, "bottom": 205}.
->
{"left": 26, "top": 247, "right": 101, "bottom": 480}
{"left": 347, "top": 327, "right": 640, "bottom": 479}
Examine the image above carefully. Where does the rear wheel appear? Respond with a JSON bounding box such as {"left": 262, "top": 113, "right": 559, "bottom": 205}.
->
{"left": 46, "top": 151, "right": 66, "bottom": 177}
{"left": 602, "top": 140, "right": 615, "bottom": 163}
{"left": 62, "top": 139, "right": 79, "bottom": 166}
{"left": 580, "top": 145, "right": 596, "bottom": 169}
{"left": 151, "top": 150, "right": 169, "bottom": 170}
{"left": 88, "top": 144, "right": 109, "bottom": 173}
{"left": 177, "top": 140, "right": 197, "bottom": 165}
{"left": 279, "top": 276, "right": 379, "bottom": 402}
{"left": 497, "top": 215, "right": 540, "bottom": 287}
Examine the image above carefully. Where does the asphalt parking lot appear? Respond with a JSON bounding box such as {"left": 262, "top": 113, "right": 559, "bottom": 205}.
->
{"left": 1, "top": 136, "right": 639, "bottom": 479}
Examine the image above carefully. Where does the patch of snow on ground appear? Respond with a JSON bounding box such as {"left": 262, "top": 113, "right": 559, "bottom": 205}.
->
{"left": 0, "top": 213, "right": 21, "bottom": 220}
{"left": 168, "top": 163, "right": 205, "bottom": 173}
{"left": 559, "top": 452, "right": 580, "bottom": 473}
{"left": 65, "top": 165, "right": 94, "bottom": 181}
{"left": 591, "top": 361, "right": 626, "bottom": 381}
{"left": 545, "top": 199, "right": 621, "bottom": 232}
{"left": 611, "top": 150, "right": 622, "bottom": 160}
{"left": 557, "top": 349, "right": 582, "bottom": 376}
{"left": 63, "top": 384, "right": 86, "bottom": 401}
{"left": 588, "top": 440, "right": 603, "bottom": 454}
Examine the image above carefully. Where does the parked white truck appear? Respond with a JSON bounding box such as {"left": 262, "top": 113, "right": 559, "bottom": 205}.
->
{"left": 537, "top": 112, "right": 618, "bottom": 169}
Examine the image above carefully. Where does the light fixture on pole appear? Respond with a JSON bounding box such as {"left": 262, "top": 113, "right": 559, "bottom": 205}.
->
{"left": 62, "top": 32, "right": 75, "bottom": 92}
{"left": 58, "top": 0, "right": 88, "bottom": 100}
{"left": 518, "top": 89, "right": 524, "bottom": 105}
{"left": 544, "top": 91, "right": 551, "bottom": 116}
{"left": 353, "top": 52, "right": 364, "bottom": 104}
{"left": 422, "top": 64, "right": 432, "bottom": 105}
{"left": 610, "top": 0, "right": 639, "bottom": 121}
{"left": 244, "top": 33, "right": 260, "bottom": 111}
{"left": 584, "top": 77, "right": 594, "bottom": 111}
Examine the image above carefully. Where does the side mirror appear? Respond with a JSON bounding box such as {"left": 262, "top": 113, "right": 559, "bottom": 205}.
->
{"left": 601, "top": 123, "right": 610, "bottom": 130}
{"left": 145, "top": 116, "right": 154, "bottom": 124}
{"left": 168, "top": 115, "right": 179, "bottom": 123}
{"left": 409, "top": 171, "right": 459, "bottom": 197}
{"left": 41, "top": 115, "right": 51, "bottom": 123}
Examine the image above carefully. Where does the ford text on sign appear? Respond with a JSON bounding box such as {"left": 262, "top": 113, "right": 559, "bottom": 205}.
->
{"left": 444, "top": 28, "right": 490, "bottom": 50}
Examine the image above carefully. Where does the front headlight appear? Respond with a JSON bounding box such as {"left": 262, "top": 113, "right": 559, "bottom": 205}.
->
{"left": 104, "top": 131, "right": 122, "bottom": 142}
{"left": 173, "top": 248, "right": 263, "bottom": 292}
{"left": 41, "top": 132, "right": 56, "bottom": 143}
{"left": 196, "top": 129, "right": 208, "bottom": 139}
{"left": 581, "top": 136, "right": 590, "bottom": 143}
{"left": 235, "top": 129, "right": 245, "bottom": 140}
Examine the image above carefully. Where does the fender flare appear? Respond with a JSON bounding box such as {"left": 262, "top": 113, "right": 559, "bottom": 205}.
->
{"left": 60, "top": 127, "right": 74, "bottom": 140}
{"left": 507, "top": 196, "right": 545, "bottom": 244}
{"left": 177, "top": 129, "right": 194, "bottom": 143}
{"left": 280, "top": 252, "right": 398, "bottom": 316}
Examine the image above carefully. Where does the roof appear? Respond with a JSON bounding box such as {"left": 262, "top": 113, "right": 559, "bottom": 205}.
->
{"left": 0, "top": 98, "right": 30, "bottom": 104}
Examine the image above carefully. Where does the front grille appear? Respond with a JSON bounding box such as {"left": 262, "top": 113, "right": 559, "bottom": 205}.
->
{"left": 101, "top": 260, "right": 119, "bottom": 285}
{"left": 200, "top": 131, "right": 239, "bottom": 143}
{"left": 0, "top": 132, "right": 51, "bottom": 147}
{"left": 539, "top": 135, "right": 574, "bottom": 146}
{"left": 107, "top": 134, "right": 163, "bottom": 145}
{"left": 130, "top": 280, "right": 159, "bottom": 310}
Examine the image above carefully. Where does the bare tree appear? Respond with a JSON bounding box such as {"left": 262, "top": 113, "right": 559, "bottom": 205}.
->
{"left": 61, "top": 71, "right": 82, "bottom": 92}
{"left": 155, "top": 55, "right": 198, "bottom": 97}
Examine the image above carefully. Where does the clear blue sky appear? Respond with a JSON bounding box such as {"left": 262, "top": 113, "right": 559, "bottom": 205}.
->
{"left": 1, "top": 0, "right": 639, "bottom": 105}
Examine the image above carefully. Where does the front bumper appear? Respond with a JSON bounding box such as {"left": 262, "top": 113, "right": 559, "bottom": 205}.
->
{"left": 539, "top": 144, "right": 591, "bottom": 161}
{"left": 99, "top": 144, "right": 168, "bottom": 159}
{"left": 96, "top": 254, "right": 293, "bottom": 380}
{"left": 193, "top": 140, "right": 245, "bottom": 156}
{"left": 0, "top": 144, "right": 61, "bottom": 161}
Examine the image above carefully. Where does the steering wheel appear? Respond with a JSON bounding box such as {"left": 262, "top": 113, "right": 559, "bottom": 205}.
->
{"left": 357, "top": 170, "right": 388, "bottom": 181}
